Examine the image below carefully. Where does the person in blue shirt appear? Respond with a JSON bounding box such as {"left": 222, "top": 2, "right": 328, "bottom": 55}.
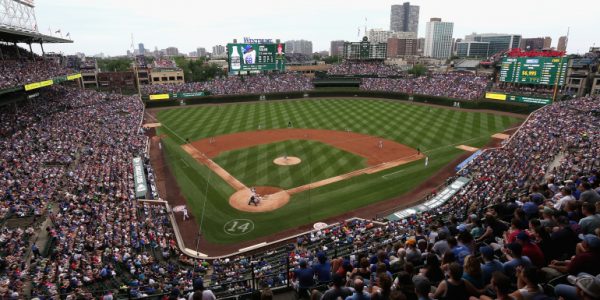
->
{"left": 312, "top": 252, "right": 332, "bottom": 284}
{"left": 479, "top": 246, "right": 504, "bottom": 285}
{"left": 502, "top": 243, "right": 532, "bottom": 280}
{"left": 293, "top": 259, "right": 315, "bottom": 297}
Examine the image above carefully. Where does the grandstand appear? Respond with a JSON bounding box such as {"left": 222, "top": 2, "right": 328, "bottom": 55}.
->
{"left": 1, "top": 2, "right": 600, "bottom": 300}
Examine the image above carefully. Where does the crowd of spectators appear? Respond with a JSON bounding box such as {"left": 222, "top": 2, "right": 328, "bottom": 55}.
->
{"left": 141, "top": 73, "right": 313, "bottom": 96}
{"left": 361, "top": 73, "right": 489, "bottom": 100}
{"left": 1, "top": 65, "right": 600, "bottom": 299}
{"left": 328, "top": 61, "right": 403, "bottom": 77}
{"left": 0, "top": 45, "right": 74, "bottom": 90}
{"left": 0, "top": 60, "right": 75, "bottom": 90}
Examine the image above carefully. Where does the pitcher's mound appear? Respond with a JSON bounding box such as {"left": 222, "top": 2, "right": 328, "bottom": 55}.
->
{"left": 229, "top": 186, "right": 290, "bottom": 212}
{"left": 273, "top": 156, "right": 301, "bottom": 166}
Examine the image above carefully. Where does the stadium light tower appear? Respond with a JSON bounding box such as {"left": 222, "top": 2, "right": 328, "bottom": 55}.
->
{"left": 0, "top": 0, "right": 38, "bottom": 32}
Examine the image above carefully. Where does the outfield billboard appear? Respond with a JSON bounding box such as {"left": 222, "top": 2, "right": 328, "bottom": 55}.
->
{"left": 148, "top": 91, "right": 206, "bottom": 100}
{"left": 485, "top": 92, "right": 552, "bottom": 105}
{"left": 227, "top": 43, "right": 285, "bottom": 72}
{"left": 499, "top": 57, "right": 568, "bottom": 86}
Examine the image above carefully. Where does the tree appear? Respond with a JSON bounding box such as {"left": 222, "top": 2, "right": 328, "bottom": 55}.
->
{"left": 173, "top": 56, "right": 226, "bottom": 82}
{"left": 97, "top": 58, "right": 132, "bottom": 72}
{"left": 322, "top": 55, "right": 342, "bottom": 64}
{"left": 408, "top": 64, "right": 427, "bottom": 77}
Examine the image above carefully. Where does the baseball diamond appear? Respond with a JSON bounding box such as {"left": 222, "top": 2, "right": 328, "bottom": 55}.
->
{"left": 151, "top": 98, "right": 522, "bottom": 246}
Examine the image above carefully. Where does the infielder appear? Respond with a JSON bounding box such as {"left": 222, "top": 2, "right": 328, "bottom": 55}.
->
{"left": 182, "top": 207, "right": 189, "bottom": 221}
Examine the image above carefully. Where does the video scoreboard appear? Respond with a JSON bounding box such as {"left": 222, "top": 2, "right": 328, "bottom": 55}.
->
{"left": 499, "top": 57, "right": 568, "bottom": 86}
{"left": 227, "top": 43, "right": 285, "bottom": 73}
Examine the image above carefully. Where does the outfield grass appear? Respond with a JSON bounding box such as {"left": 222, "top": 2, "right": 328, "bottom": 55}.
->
{"left": 156, "top": 98, "right": 522, "bottom": 244}
{"left": 213, "top": 140, "right": 366, "bottom": 189}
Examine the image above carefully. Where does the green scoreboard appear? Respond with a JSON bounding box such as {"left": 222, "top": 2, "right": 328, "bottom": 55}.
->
{"left": 227, "top": 43, "right": 285, "bottom": 73}
{"left": 499, "top": 57, "right": 568, "bottom": 86}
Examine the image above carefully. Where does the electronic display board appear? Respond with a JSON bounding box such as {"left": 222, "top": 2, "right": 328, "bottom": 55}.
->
{"left": 227, "top": 43, "right": 285, "bottom": 72}
{"left": 499, "top": 57, "right": 568, "bottom": 86}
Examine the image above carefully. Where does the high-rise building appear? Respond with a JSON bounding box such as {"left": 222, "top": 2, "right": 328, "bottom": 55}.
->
{"left": 465, "top": 33, "right": 521, "bottom": 55}
{"left": 285, "top": 40, "right": 313, "bottom": 55}
{"left": 165, "top": 47, "right": 179, "bottom": 56}
{"left": 212, "top": 45, "right": 225, "bottom": 56}
{"left": 390, "top": 2, "right": 419, "bottom": 34}
{"left": 197, "top": 47, "right": 207, "bottom": 57}
{"left": 368, "top": 29, "right": 416, "bottom": 43}
{"left": 424, "top": 18, "right": 454, "bottom": 59}
{"left": 456, "top": 41, "right": 490, "bottom": 58}
{"left": 557, "top": 36, "right": 568, "bottom": 52}
{"left": 387, "top": 37, "right": 418, "bottom": 57}
{"left": 543, "top": 37, "right": 552, "bottom": 49}
{"left": 520, "top": 37, "right": 551, "bottom": 51}
{"left": 417, "top": 38, "right": 425, "bottom": 56}
{"left": 330, "top": 40, "right": 345, "bottom": 57}
{"left": 138, "top": 43, "right": 145, "bottom": 55}
{"left": 343, "top": 37, "right": 387, "bottom": 60}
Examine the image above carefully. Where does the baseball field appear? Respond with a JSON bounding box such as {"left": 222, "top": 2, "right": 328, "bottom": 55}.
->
{"left": 153, "top": 98, "right": 522, "bottom": 245}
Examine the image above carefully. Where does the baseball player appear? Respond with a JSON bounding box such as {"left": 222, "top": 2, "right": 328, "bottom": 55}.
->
{"left": 182, "top": 206, "right": 189, "bottom": 221}
{"left": 378, "top": 140, "right": 383, "bottom": 149}
{"left": 248, "top": 194, "right": 259, "bottom": 206}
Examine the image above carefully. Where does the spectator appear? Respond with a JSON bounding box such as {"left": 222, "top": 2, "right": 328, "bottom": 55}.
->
{"left": 554, "top": 273, "right": 600, "bottom": 300}
{"left": 579, "top": 182, "right": 600, "bottom": 205}
{"left": 414, "top": 277, "right": 433, "bottom": 300}
{"left": 579, "top": 202, "right": 600, "bottom": 234}
{"left": 294, "top": 260, "right": 315, "bottom": 297}
{"left": 346, "top": 278, "right": 370, "bottom": 300}
{"left": 477, "top": 271, "right": 513, "bottom": 300}
{"left": 508, "top": 267, "right": 544, "bottom": 300}
{"left": 514, "top": 232, "right": 545, "bottom": 268}
{"left": 543, "top": 234, "right": 600, "bottom": 278}
{"left": 479, "top": 246, "right": 504, "bottom": 286}
{"left": 502, "top": 243, "right": 533, "bottom": 279}
{"left": 431, "top": 262, "right": 479, "bottom": 300}
{"left": 313, "top": 252, "right": 332, "bottom": 284}
{"left": 320, "top": 274, "right": 352, "bottom": 300}
{"left": 462, "top": 255, "right": 484, "bottom": 290}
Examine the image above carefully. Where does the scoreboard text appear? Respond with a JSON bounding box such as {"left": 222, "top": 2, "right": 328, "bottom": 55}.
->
{"left": 499, "top": 57, "right": 568, "bottom": 86}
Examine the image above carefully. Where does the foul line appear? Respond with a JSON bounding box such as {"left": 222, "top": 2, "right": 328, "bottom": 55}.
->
{"left": 382, "top": 169, "right": 405, "bottom": 179}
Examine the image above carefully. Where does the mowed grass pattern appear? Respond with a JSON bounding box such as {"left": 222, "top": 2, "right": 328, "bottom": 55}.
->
{"left": 213, "top": 140, "right": 366, "bottom": 189}
{"left": 156, "top": 99, "right": 522, "bottom": 244}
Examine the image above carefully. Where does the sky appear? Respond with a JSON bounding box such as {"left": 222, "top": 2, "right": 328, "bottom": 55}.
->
{"left": 34, "top": 0, "right": 599, "bottom": 57}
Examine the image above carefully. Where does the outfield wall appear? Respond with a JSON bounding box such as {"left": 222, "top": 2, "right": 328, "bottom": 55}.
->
{"left": 144, "top": 90, "right": 540, "bottom": 114}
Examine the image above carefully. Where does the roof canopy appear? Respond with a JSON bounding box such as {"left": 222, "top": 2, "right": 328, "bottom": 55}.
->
{"left": 0, "top": 25, "right": 72, "bottom": 44}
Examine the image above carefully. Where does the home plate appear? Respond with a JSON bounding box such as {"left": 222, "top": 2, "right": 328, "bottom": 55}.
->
{"left": 456, "top": 145, "right": 479, "bottom": 152}
{"left": 492, "top": 133, "right": 510, "bottom": 140}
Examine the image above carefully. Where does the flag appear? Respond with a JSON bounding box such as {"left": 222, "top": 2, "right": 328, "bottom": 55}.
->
{"left": 425, "top": 157, "right": 429, "bottom": 166}
{"left": 55, "top": 29, "right": 61, "bottom": 34}
{"left": 66, "top": 32, "right": 71, "bottom": 38}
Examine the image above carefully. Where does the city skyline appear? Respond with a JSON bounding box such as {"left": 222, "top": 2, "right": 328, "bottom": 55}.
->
{"left": 34, "top": 0, "right": 599, "bottom": 56}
